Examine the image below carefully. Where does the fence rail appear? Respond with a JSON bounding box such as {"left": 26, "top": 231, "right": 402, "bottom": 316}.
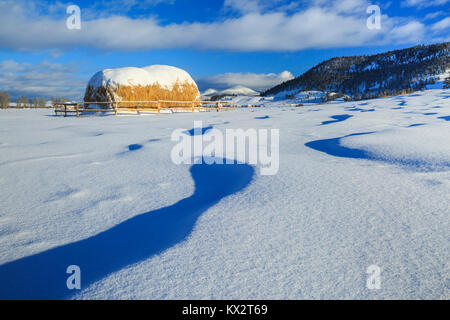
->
{"left": 54, "top": 100, "right": 236, "bottom": 117}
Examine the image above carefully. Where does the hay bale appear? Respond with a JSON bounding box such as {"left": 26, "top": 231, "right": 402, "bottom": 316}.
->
{"left": 84, "top": 65, "right": 200, "bottom": 108}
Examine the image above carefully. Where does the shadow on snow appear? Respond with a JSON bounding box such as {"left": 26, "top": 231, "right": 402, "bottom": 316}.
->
{"left": 305, "top": 132, "right": 449, "bottom": 171}
{"left": 128, "top": 144, "right": 143, "bottom": 151}
{"left": 321, "top": 114, "right": 353, "bottom": 125}
{"left": 0, "top": 161, "right": 254, "bottom": 299}
{"left": 184, "top": 126, "right": 213, "bottom": 136}
{"left": 305, "top": 132, "right": 373, "bottom": 159}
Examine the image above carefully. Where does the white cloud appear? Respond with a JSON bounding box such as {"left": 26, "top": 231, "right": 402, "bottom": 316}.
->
{"left": 0, "top": 0, "right": 442, "bottom": 52}
{"left": 224, "top": 0, "right": 263, "bottom": 14}
{"left": 432, "top": 17, "right": 450, "bottom": 30}
{"left": 331, "top": 0, "right": 368, "bottom": 13}
{"left": 86, "top": 0, "right": 174, "bottom": 18}
{"left": 388, "top": 21, "right": 426, "bottom": 43}
{"left": 195, "top": 71, "right": 294, "bottom": 92}
{"left": 0, "top": 60, "right": 86, "bottom": 99}
{"left": 424, "top": 11, "right": 447, "bottom": 20}
{"left": 223, "top": 0, "right": 298, "bottom": 14}
{"left": 401, "top": 0, "right": 450, "bottom": 7}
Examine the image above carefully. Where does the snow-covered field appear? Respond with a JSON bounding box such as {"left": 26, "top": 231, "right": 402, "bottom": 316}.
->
{"left": 0, "top": 89, "right": 449, "bottom": 299}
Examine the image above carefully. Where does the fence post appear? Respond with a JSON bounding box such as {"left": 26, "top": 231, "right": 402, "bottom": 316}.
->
{"left": 217, "top": 101, "right": 221, "bottom": 112}
{"left": 76, "top": 103, "right": 79, "bottom": 117}
{"left": 64, "top": 104, "right": 67, "bottom": 117}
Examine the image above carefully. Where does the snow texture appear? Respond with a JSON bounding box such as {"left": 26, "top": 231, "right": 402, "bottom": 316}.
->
{"left": 0, "top": 88, "right": 449, "bottom": 299}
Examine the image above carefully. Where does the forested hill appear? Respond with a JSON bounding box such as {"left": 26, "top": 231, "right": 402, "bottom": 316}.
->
{"left": 263, "top": 42, "right": 450, "bottom": 100}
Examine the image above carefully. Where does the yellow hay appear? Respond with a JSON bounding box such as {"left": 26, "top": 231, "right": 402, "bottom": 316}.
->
{"left": 84, "top": 80, "right": 200, "bottom": 109}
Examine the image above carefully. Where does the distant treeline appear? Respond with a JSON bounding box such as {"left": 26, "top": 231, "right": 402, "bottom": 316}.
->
{"left": 0, "top": 91, "right": 72, "bottom": 108}
{"left": 263, "top": 42, "right": 450, "bottom": 100}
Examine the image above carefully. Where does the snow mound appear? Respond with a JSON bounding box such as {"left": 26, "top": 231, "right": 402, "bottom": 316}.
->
{"left": 341, "top": 124, "right": 450, "bottom": 170}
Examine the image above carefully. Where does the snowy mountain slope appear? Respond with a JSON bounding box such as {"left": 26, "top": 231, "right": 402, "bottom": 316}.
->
{"left": 201, "top": 86, "right": 260, "bottom": 100}
{"left": 264, "top": 42, "right": 450, "bottom": 100}
{"left": 201, "top": 88, "right": 218, "bottom": 97}
{"left": 0, "top": 88, "right": 449, "bottom": 299}
{"left": 219, "top": 86, "right": 259, "bottom": 96}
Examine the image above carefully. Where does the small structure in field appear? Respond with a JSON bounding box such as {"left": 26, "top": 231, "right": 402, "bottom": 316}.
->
{"left": 84, "top": 65, "right": 200, "bottom": 109}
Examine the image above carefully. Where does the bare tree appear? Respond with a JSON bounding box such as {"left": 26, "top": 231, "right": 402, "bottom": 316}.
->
{"left": 0, "top": 91, "right": 10, "bottom": 108}
{"left": 18, "top": 95, "right": 28, "bottom": 108}
{"left": 38, "top": 97, "right": 46, "bottom": 108}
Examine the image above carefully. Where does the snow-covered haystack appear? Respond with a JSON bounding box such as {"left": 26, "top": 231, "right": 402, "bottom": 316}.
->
{"left": 84, "top": 65, "right": 200, "bottom": 108}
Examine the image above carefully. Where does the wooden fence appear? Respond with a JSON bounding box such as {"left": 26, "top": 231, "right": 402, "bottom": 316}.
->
{"left": 54, "top": 100, "right": 236, "bottom": 117}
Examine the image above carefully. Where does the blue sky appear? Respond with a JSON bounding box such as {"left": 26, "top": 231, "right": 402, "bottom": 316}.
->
{"left": 0, "top": 0, "right": 448, "bottom": 99}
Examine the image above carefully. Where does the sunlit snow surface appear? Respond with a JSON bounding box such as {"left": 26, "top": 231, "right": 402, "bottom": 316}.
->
{"left": 0, "top": 89, "right": 449, "bottom": 299}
